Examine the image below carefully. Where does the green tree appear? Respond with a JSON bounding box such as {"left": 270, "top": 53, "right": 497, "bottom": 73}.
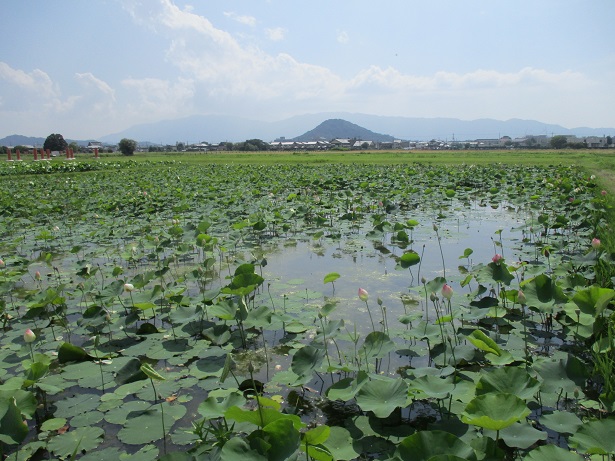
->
{"left": 43, "top": 133, "right": 68, "bottom": 152}
{"left": 69, "top": 141, "right": 79, "bottom": 153}
{"left": 118, "top": 138, "right": 137, "bottom": 156}
{"left": 550, "top": 135, "right": 568, "bottom": 149}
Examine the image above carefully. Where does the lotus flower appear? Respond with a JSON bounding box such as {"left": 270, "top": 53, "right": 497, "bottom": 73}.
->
{"left": 358, "top": 288, "right": 368, "bottom": 302}
{"left": 591, "top": 238, "right": 601, "bottom": 249}
{"left": 517, "top": 290, "right": 526, "bottom": 305}
{"left": 442, "top": 284, "right": 454, "bottom": 300}
{"left": 492, "top": 254, "right": 503, "bottom": 265}
{"left": 24, "top": 329, "right": 36, "bottom": 343}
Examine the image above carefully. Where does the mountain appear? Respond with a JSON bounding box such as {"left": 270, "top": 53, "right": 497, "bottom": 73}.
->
{"left": 0, "top": 135, "right": 47, "bottom": 147}
{"left": 97, "top": 113, "right": 615, "bottom": 144}
{"left": 2, "top": 114, "right": 614, "bottom": 146}
{"left": 292, "top": 119, "right": 395, "bottom": 142}
{"left": 0, "top": 134, "right": 100, "bottom": 147}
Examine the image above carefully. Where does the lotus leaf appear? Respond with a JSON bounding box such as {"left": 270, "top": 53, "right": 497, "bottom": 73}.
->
{"left": 461, "top": 393, "right": 530, "bottom": 431}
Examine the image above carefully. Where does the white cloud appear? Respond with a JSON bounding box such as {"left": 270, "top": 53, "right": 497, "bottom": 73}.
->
{"left": 121, "top": 77, "right": 195, "bottom": 119}
{"left": 223, "top": 11, "right": 257, "bottom": 26}
{"left": 265, "top": 27, "right": 286, "bottom": 41}
{"left": 114, "top": 1, "right": 607, "bottom": 127}
{"left": 0, "top": 62, "right": 58, "bottom": 108}
{"left": 337, "top": 30, "right": 349, "bottom": 44}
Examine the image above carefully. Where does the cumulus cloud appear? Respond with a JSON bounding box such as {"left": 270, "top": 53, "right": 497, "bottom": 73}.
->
{"left": 265, "top": 27, "right": 286, "bottom": 41}
{"left": 0, "top": 62, "right": 58, "bottom": 109}
{"left": 121, "top": 77, "right": 195, "bottom": 119}
{"left": 115, "top": 1, "right": 599, "bottom": 125}
{"left": 223, "top": 11, "right": 256, "bottom": 26}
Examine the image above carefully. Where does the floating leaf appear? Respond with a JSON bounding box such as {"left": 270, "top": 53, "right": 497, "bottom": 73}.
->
{"left": 355, "top": 377, "right": 408, "bottom": 418}
{"left": 396, "top": 430, "right": 476, "bottom": 461}
{"left": 475, "top": 366, "right": 540, "bottom": 400}
{"left": 569, "top": 418, "right": 615, "bottom": 455}
{"left": 461, "top": 393, "right": 530, "bottom": 431}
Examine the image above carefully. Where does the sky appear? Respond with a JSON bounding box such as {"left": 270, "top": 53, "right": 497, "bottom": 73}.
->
{"left": 1, "top": 0, "right": 614, "bottom": 140}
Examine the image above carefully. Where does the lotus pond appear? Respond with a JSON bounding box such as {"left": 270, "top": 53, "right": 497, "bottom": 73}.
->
{"left": 0, "top": 160, "right": 614, "bottom": 460}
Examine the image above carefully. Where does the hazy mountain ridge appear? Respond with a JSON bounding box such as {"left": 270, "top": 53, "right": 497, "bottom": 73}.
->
{"left": 1, "top": 113, "right": 614, "bottom": 146}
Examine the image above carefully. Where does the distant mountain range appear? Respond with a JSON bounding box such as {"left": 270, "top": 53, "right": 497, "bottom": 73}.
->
{"left": 1, "top": 113, "right": 614, "bottom": 146}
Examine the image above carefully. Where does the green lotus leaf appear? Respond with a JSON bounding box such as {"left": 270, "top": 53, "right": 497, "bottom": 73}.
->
{"left": 220, "top": 436, "right": 268, "bottom": 461}
{"left": 496, "top": 421, "right": 547, "bottom": 449}
{"left": 519, "top": 273, "right": 568, "bottom": 313}
{"left": 58, "top": 341, "right": 91, "bottom": 363}
{"left": 117, "top": 402, "right": 186, "bottom": 445}
{"left": 569, "top": 418, "right": 615, "bottom": 455}
{"left": 323, "top": 272, "right": 340, "bottom": 284}
{"left": 572, "top": 285, "right": 615, "bottom": 317}
{"left": 360, "top": 331, "right": 396, "bottom": 361}
{"left": 539, "top": 411, "right": 582, "bottom": 435}
{"left": 0, "top": 396, "right": 29, "bottom": 445}
{"left": 466, "top": 329, "right": 502, "bottom": 356}
{"left": 524, "top": 445, "right": 584, "bottom": 461}
{"left": 534, "top": 354, "right": 589, "bottom": 394}
{"left": 291, "top": 345, "right": 324, "bottom": 379}
{"left": 400, "top": 251, "right": 420, "bottom": 268}
{"left": 461, "top": 393, "right": 530, "bottom": 431}
{"left": 47, "top": 426, "right": 104, "bottom": 458}
{"left": 321, "top": 426, "right": 361, "bottom": 461}
{"left": 475, "top": 366, "right": 540, "bottom": 400}
{"left": 396, "top": 430, "right": 476, "bottom": 461}
{"left": 115, "top": 358, "right": 147, "bottom": 385}
{"left": 262, "top": 418, "right": 301, "bottom": 461}
{"left": 355, "top": 376, "right": 409, "bottom": 418}
{"left": 410, "top": 375, "right": 455, "bottom": 399}
{"left": 198, "top": 391, "right": 246, "bottom": 419}
{"left": 225, "top": 406, "right": 304, "bottom": 430}
{"left": 326, "top": 371, "right": 369, "bottom": 401}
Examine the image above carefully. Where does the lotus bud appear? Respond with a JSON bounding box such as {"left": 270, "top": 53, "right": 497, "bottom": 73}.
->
{"left": 0, "top": 259, "right": 4, "bottom": 267}
{"left": 123, "top": 283, "right": 135, "bottom": 292}
{"left": 517, "top": 290, "right": 526, "bottom": 305}
{"left": 429, "top": 292, "right": 437, "bottom": 302}
{"left": 358, "top": 288, "right": 369, "bottom": 302}
{"left": 441, "top": 284, "right": 454, "bottom": 300}
{"left": 421, "top": 276, "right": 427, "bottom": 285}
{"left": 601, "top": 190, "right": 607, "bottom": 196}
{"left": 492, "top": 254, "right": 503, "bottom": 265}
{"left": 35, "top": 271, "right": 41, "bottom": 281}
{"left": 24, "top": 329, "right": 36, "bottom": 343}
{"left": 591, "top": 238, "right": 601, "bottom": 249}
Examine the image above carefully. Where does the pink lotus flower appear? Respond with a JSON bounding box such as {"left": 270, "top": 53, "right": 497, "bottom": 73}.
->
{"left": 442, "top": 284, "right": 453, "bottom": 300}
{"left": 492, "top": 254, "right": 503, "bottom": 265}
{"left": 358, "top": 288, "right": 369, "bottom": 302}
{"left": 35, "top": 271, "right": 41, "bottom": 281}
{"left": 24, "top": 329, "right": 36, "bottom": 343}
{"left": 0, "top": 259, "right": 4, "bottom": 267}
{"left": 517, "top": 290, "right": 526, "bottom": 305}
{"left": 591, "top": 238, "right": 601, "bottom": 249}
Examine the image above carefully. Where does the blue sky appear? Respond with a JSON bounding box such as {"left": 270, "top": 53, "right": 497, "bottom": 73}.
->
{"left": 1, "top": 0, "right": 614, "bottom": 139}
